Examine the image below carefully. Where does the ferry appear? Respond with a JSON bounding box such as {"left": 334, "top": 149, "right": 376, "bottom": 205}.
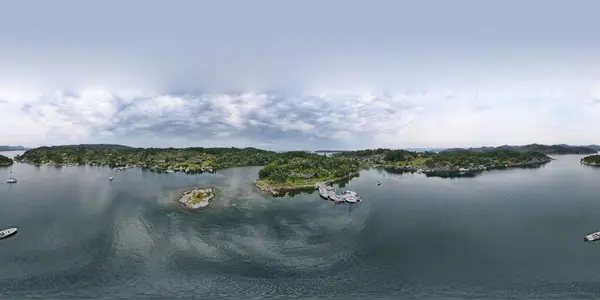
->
{"left": 0, "top": 228, "right": 17, "bottom": 240}
{"left": 584, "top": 231, "right": 600, "bottom": 242}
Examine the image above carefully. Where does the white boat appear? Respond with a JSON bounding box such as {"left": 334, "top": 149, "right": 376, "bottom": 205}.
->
{"left": 318, "top": 188, "right": 329, "bottom": 199}
{"left": 341, "top": 190, "right": 360, "bottom": 203}
{"left": 109, "top": 177, "right": 114, "bottom": 181}
{"left": 6, "top": 169, "right": 16, "bottom": 184}
{"left": 344, "top": 195, "right": 358, "bottom": 203}
{"left": 0, "top": 227, "right": 17, "bottom": 239}
{"left": 166, "top": 170, "right": 175, "bottom": 173}
{"left": 377, "top": 181, "right": 382, "bottom": 186}
{"left": 584, "top": 231, "right": 600, "bottom": 242}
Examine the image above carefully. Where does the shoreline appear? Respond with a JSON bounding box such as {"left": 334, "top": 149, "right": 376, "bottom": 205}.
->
{"left": 581, "top": 160, "right": 600, "bottom": 167}
{"left": 174, "top": 187, "right": 216, "bottom": 211}
{"left": 369, "top": 159, "right": 552, "bottom": 175}
{"left": 254, "top": 172, "right": 359, "bottom": 196}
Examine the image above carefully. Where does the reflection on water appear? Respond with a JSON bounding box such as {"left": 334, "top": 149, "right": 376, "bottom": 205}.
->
{"left": 2, "top": 153, "right": 600, "bottom": 298}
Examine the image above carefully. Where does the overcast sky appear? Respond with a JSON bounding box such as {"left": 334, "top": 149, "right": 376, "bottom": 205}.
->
{"left": 2, "top": 0, "right": 600, "bottom": 150}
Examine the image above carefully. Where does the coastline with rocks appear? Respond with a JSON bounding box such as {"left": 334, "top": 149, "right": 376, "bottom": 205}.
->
{"left": 254, "top": 172, "right": 359, "bottom": 196}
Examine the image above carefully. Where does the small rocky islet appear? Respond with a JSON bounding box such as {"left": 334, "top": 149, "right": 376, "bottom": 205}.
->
{"left": 176, "top": 187, "right": 215, "bottom": 210}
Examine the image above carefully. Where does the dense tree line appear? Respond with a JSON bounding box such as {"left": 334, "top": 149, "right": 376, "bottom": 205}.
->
{"left": 335, "top": 148, "right": 550, "bottom": 169}
{"left": 258, "top": 152, "right": 359, "bottom": 184}
{"left": 582, "top": 155, "right": 600, "bottom": 164}
{"left": 425, "top": 149, "right": 549, "bottom": 167}
{"left": 0, "top": 154, "right": 13, "bottom": 167}
{"left": 14, "top": 145, "right": 278, "bottom": 170}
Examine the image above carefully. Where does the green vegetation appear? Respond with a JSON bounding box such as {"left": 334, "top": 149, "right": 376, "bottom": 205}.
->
{"left": 257, "top": 151, "right": 359, "bottom": 187}
{"left": 457, "top": 144, "right": 597, "bottom": 154}
{"left": 335, "top": 148, "right": 551, "bottom": 172}
{"left": 0, "top": 154, "right": 13, "bottom": 167}
{"left": 582, "top": 155, "right": 600, "bottom": 165}
{"left": 14, "top": 145, "right": 277, "bottom": 171}
{"left": 191, "top": 190, "right": 214, "bottom": 205}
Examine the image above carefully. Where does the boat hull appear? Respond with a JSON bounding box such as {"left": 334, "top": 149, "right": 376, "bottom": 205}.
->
{"left": 584, "top": 231, "right": 600, "bottom": 242}
{"left": 0, "top": 228, "right": 17, "bottom": 240}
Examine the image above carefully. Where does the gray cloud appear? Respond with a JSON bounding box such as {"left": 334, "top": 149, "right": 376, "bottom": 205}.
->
{"left": 1, "top": 88, "right": 600, "bottom": 149}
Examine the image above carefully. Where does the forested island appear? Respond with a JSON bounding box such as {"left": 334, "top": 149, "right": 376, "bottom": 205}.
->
{"left": 255, "top": 151, "right": 360, "bottom": 195}
{"left": 14, "top": 145, "right": 277, "bottom": 172}
{"left": 0, "top": 154, "right": 14, "bottom": 167}
{"left": 581, "top": 155, "right": 600, "bottom": 166}
{"left": 334, "top": 148, "right": 552, "bottom": 175}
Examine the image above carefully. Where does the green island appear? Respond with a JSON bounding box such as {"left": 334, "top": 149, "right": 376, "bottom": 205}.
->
{"left": 581, "top": 155, "right": 600, "bottom": 166}
{"left": 0, "top": 154, "right": 14, "bottom": 167}
{"left": 14, "top": 145, "right": 277, "bottom": 172}
{"left": 334, "top": 148, "right": 552, "bottom": 174}
{"left": 177, "top": 187, "right": 215, "bottom": 210}
{"left": 254, "top": 151, "right": 360, "bottom": 196}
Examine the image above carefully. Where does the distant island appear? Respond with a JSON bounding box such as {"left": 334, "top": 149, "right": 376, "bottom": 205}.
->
{"left": 0, "top": 154, "right": 14, "bottom": 167}
{"left": 581, "top": 155, "right": 600, "bottom": 166}
{"left": 254, "top": 151, "right": 359, "bottom": 196}
{"left": 334, "top": 148, "right": 552, "bottom": 175}
{"left": 0, "top": 145, "right": 28, "bottom": 151}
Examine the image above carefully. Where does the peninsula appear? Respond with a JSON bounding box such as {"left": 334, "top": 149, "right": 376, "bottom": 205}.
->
{"left": 176, "top": 187, "right": 215, "bottom": 210}
{"left": 0, "top": 154, "right": 14, "bottom": 167}
{"left": 581, "top": 155, "right": 600, "bottom": 166}
{"left": 334, "top": 148, "right": 552, "bottom": 175}
{"left": 255, "top": 151, "right": 360, "bottom": 196}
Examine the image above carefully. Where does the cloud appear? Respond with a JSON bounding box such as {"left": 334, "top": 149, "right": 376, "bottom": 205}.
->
{"left": 0, "top": 87, "right": 598, "bottom": 150}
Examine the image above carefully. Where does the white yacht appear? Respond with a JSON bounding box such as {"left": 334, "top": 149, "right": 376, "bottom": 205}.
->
{"left": 0, "top": 227, "right": 17, "bottom": 239}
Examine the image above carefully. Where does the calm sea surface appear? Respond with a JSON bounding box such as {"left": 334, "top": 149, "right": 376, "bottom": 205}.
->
{"left": 2, "top": 152, "right": 600, "bottom": 299}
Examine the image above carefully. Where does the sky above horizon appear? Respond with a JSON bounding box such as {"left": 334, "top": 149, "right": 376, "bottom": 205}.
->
{"left": 2, "top": 0, "right": 600, "bottom": 150}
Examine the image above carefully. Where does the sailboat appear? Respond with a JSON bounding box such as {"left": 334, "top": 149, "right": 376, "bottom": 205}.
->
{"left": 6, "top": 169, "right": 17, "bottom": 184}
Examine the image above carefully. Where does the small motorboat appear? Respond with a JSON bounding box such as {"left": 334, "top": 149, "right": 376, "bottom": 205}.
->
{"left": 584, "top": 231, "right": 600, "bottom": 242}
{"left": 109, "top": 177, "right": 114, "bottom": 181}
{"left": 6, "top": 169, "right": 16, "bottom": 183}
{"left": 377, "top": 181, "right": 382, "bottom": 186}
{"left": 0, "top": 227, "right": 17, "bottom": 240}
